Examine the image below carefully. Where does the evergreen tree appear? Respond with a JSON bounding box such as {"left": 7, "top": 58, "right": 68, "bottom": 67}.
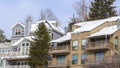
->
{"left": 0, "top": 29, "right": 5, "bottom": 43}
{"left": 89, "top": 0, "right": 117, "bottom": 20}
{"left": 29, "top": 22, "right": 50, "bottom": 68}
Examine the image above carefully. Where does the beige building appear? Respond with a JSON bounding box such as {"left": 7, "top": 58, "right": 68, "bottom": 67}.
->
{"left": 48, "top": 16, "right": 120, "bottom": 68}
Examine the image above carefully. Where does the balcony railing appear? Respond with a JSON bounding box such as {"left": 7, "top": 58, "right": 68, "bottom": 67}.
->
{"left": 0, "top": 51, "right": 22, "bottom": 57}
{"left": 86, "top": 41, "right": 113, "bottom": 51}
{"left": 49, "top": 45, "right": 70, "bottom": 54}
{"left": 48, "top": 60, "right": 70, "bottom": 67}
{"left": 5, "top": 65, "right": 30, "bottom": 68}
{"left": 85, "top": 56, "right": 120, "bottom": 64}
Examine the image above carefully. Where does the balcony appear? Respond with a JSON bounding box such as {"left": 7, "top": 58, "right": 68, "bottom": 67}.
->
{"left": 0, "top": 51, "right": 21, "bottom": 57}
{"left": 48, "top": 60, "right": 70, "bottom": 68}
{"left": 6, "top": 65, "right": 30, "bottom": 68}
{"left": 86, "top": 41, "right": 113, "bottom": 51}
{"left": 49, "top": 45, "right": 70, "bottom": 54}
{"left": 85, "top": 56, "right": 120, "bottom": 65}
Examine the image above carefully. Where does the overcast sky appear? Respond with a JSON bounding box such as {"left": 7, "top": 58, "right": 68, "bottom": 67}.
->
{"left": 0, "top": 0, "right": 120, "bottom": 37}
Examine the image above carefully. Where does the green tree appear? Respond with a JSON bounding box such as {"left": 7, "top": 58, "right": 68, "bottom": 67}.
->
{"left": 89, "top": 0, "right": 117, "bottom": 20}
{"left": 0, "top": 29, "right": 5, "bottom": 43}
{"left": 29, "top": 22, "right": 50, "bottom": 68}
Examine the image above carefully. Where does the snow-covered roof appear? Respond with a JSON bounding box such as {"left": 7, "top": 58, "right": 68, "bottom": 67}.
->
{"left": 11, "top": 22, "right": 25, "bottom": 29}
{"left": 74, "top": 22, "right": 87, "bottom": 27}
{"left": 89, "top": 25, "right": 119, "bottom": 37}
{"left": 12, "top": 36, "right": 33, "bottom": 46}
{"left": 37, "top": 20, "right": 57, "bottom": 24}
{"left": 73, "top": 16, "right": 120, "bottom": 33}
{"left": 51, "top": 32, "right": 71, "bottom": 43}
{"left": 30, "top": 20, "right": 65, "bottom": 35}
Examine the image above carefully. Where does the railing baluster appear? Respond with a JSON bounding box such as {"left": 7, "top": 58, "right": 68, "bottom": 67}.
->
{"left": 86, "top": 41, "right": 113, "bottom": 50}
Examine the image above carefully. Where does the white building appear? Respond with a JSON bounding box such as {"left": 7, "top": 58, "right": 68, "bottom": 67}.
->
{"left": 0, "top": 17, "right": 65, "bottom": 68}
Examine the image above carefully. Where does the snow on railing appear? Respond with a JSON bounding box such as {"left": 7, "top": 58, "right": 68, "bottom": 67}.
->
{"left": 0, "top": 51, "right": 22, "bottom": 57}
{"left": 6, "top": 65, "right": 30, "bottom": 68}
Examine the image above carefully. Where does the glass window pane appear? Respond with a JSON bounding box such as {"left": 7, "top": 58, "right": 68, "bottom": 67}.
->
{"left": 73, "top": 40, "right": 78, "bottom": 46}
{"left": 72, "top": 40, "right": 78, "bottom": 50}
{"left": 81, "top": 53, "right": 87, "bottom": 59}
{"left": 57, "top": 55, "right": 65, "bottom": 65}
{"left": 72, "top": 54, "right": 78, "bottom": 64}
{"left": 95, "top": 52, "right": 104, "bottom": 63}
{"left": 114, "top": 37, "right": 118, "bottom": 50}
{"left": 0, "top": 60, "right": 2, "bottom": 66}
{"left": 82, "top": 39, "right": 88, "bottom": 46}
{"left": 22, "top": 43, "right": 25, "bottom": 46}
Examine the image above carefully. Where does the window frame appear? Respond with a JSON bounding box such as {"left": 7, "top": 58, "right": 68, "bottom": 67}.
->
{"left": 72, "top": 40, "right": 79, "bottom": 51}
{"left": 114, "top": 36, "right": 118, "bottom": 50}
{"left": 57, "top": 55, "right": 65, "bottom": 65}
{"left": 72, "top": 54, "right": 78, "bottom": 64}
{"left": 81, "top": 39, "right": 88, "bottom": 50}
{"left": 15, "top": 28, "right": 22, "bottom": 36}
{"left": 81, "top": 53, "right": 87, "bottom": 64}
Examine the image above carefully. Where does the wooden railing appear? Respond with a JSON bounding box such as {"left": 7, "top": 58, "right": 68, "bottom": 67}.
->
{"left": 85, "top": 56, "right": 120, "bottom": 64}
{"left": 48, "top": 60, "right": 70, "bottom": 67}
{"left": 49, "top": 45, "right": 70, "bottom": 54}
{"left": 86, "top": 41, "right": 113, "bottom": 51}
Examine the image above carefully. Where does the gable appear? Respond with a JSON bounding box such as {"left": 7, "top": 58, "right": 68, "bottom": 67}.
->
{"left": 12, "top": 22, "right": 25, "bottom": 29}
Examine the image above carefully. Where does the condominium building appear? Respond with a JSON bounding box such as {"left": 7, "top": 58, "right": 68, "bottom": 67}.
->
{"left": 48, "top": 16, "right": 120, "bottom": 68}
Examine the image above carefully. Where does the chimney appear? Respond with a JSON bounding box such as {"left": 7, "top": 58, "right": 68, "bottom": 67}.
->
{"left": 24, "top": 16, "right": 32, "bottom": 37}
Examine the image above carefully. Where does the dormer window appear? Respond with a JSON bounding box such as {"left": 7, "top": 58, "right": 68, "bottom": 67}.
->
{"left": 15, "top": 28, "right": 21, "bottom": 36}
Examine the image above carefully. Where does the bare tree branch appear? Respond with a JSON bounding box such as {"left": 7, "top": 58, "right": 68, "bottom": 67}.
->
{"left": 39, "top": 9, "right": 58, "bottom": 21}
{"left": 74, "top": 0, "right": 90, "bottom": 21}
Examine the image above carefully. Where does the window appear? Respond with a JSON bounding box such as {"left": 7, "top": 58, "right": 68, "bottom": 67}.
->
{"left": 15, "top": 28, "right": 21, "bottom": 36}
{"left": 0, "top": 60, "right": 2, "bottom": 66}
{"left": 22, "top": 42, "right": 30, "bottom": 55}
{"left": 26, "top": 47, "right": 29, "bottom": 54}
{"left": 72, "top": 54, "right": 78, "bottom": 64}
{"left": 26, "top": 43, "right": 29, "bottom": 46}
{"left": 8, "top": 50, "right": 10, "bottom": 52}
{"left": 17, "top": 62, "right": 20, "bottom": 65}
{"left": 81, "top": 39, "right": 88, "bottom": 50}
{"left": 114, "top": 36, "right": 118, "bottom": 50}
{"left": 18, "top": 48, "right": 20, "bottom": 51}
{"left": 72, "top": 40, "right": 78, "bottom": 50}
{"left": 95, "top": 52, "right": 105, "bottom": 63}
{"left": 13, "top": 46, "right": 17, "bottom": 51}
{"left": 22, "top": 43, "right": 25, "bottom": 46}
{"left": 22, "top": 47, "right": 25, "bottom": 51}
{"left": 48, "top": 55, "right": 52, "bottom": 61}
{"left": 81, "top": 53, "right": 87, "bottom": 64}
{"left": 57, "top": 55, "right": 65, "bottom": 65}
{"left": 21, "top": 63, "right": 24, "bottom": 65}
